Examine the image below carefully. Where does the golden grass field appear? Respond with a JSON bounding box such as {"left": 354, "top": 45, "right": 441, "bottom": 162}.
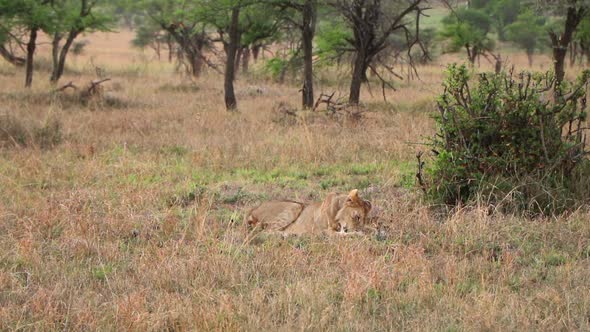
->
{"left": 1, "top": 30, "right": 590, "bottom": 331}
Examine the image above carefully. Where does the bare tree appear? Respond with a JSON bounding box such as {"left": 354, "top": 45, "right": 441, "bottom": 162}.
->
{"left": 330, "top": 0, "right": 429, "bottom": 105}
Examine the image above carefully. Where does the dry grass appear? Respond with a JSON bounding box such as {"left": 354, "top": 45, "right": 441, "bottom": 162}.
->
{"left": 1, "top": 31, "right": 590, "bottom": 331}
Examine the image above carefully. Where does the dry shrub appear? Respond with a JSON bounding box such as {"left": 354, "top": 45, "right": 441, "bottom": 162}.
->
{"left": 271, "top": 101, "right": 299, "bottom": 126}
{"left": 156, "top": 82, "right": 200, "bottom": 93}
{"left": 0, "top": 114, "right": 27, "bottom": 147}
{"left": 0, "top": 113, "right": 62, "bottom": 149}
{"left": 270, "top": 102, "right": 367, "bottom": 129}
{"left": 50, "top": 79, "right": 130, "bottom": 110}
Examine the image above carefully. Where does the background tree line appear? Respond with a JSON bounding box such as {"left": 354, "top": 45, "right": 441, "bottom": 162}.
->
{"left": 1, "top": 0, "right": 589, "bottom": 109}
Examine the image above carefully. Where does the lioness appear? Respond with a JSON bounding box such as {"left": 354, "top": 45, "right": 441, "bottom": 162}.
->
{"left": 245, "top": 189, "right": 371, "bottom": 236}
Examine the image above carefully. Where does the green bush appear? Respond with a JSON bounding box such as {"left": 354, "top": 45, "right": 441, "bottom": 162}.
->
{"left": 426, "top": 64, "right": 590, "bottom": 215}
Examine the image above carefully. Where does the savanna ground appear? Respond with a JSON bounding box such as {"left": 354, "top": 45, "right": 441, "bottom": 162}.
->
{"left": 1, "top": 28, "right": 590, "bottom": 331}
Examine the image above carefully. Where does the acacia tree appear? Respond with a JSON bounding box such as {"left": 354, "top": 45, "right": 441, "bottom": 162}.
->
{"left": 140, "top": 0, "right": 211, "bottom": 77}
{"left": 235, "top": 6, "right": 281, "bottom": 75}
{"left": 440, "top": 8, "right": 495, "bottom": 66}
{"left": 49, "top": 0, "right": 112, "bottom": 83}
{"left": 489, "top": 0, "right": 520, "bottom": 41}
{"left": 270, "top": 0, "right": 318, "bottom": 108}
{"left": 505, "top": 11, "right": 546, "bottom": 66}
{"left": 131, "top": 19, "right": 172, "bottom": 61}
{"left": 330, "top": 0, "right": 429, "bottom": 105}
{"left": 201, "top": 0, "right": 279, "bottom": 110}
{"left": 0, "top": 0, "right": 55, "bottom": 88}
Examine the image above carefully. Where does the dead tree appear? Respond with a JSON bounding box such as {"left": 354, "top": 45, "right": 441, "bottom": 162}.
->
{"left": 330, "top": 0, "right": 429, "bottom": 105}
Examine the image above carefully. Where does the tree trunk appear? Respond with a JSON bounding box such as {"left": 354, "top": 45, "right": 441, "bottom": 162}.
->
{"left": 234, "top": 46, "right": 243, "bottom": 77}
{"left": 189, "top": 51, "right": 203, "bottom": 77}
{"left": 549, "top": 6, "right": 585, "bottom": 87}
{"left": 569, "top": 41, "right": 577, "bottom": 66}
{"left": 466, "top": 44, "right": 477, "bottom": 65}
{"left": 51, "top": 30, "right": 80, "bottom": 83}
{"left": 51, "top": 32, "right": 63, "bottom": 84}
{"left": 189, "top": 36, "right": 205, "bottom": 77}
{"left": 167, "top": 35, "right": 174, "bottom": 63}
{"left": 349, "top": 50, "right": 368, "bottom": 105}
{"left": 553, "top": 46, "right": 567, "bottom": 85}
{"left": 581, "top": 40, "right": 590, "bottom": 66}
{"left": 527, "top": 50, "right": 534, "bottom": 67}
{"left": 167, "top": 28, "right": 205, "bottom": 77}
{"left": 242, "top": 47, "right": 250, "bottom": 74}
{"left": 494, "top": 55, "right": 502, "bottom": 73}
{"left": 224, "top": 7, "right": 240, "bottom": 111}
{"left": 0, "top": 45, "right": 25, "bottom": 66}
{"left": 154, "top": 40, "right": 161, "bottom": 60}
{"left": 252, "top": 44, "right": 261, "bottom": 62}
{"left": 301, "top": 0, "right": 316, "bottom": 109}
{"left": 25, "top": 28, "right": 38, "bottom": 88}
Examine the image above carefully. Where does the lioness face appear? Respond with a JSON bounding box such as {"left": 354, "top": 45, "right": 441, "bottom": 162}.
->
{"left": 335, "top": 190, "right": 371, "bottom": 233}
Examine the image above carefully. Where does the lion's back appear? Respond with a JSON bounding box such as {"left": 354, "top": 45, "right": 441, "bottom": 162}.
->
{"left": 282, "top": 202, "right": 325, "bottom": 235}
{"left": 246, "top": 201, "right": 304, "bottom": 231}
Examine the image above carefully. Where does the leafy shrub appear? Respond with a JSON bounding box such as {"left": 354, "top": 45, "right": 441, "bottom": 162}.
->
{"left": 264, "top": 57, "right": 289, "bottom": 81}
{"left": 426, "top": 64, "right": 590, "bottom": 215}
{"left": 315, "top": 21, "right": 351, "bottom": 63}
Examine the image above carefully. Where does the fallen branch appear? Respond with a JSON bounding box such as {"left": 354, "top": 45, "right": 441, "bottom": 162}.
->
{"left": 53, "top": 81, "right": 77, "bottom": 93}
{"left": 86, "top": 78, "right": 111, "bottom": 96}
{"left": 313, "top": 92, "right": 348, "bottom": 113}
{"left": 313, "top": 92, "right": 335, "bottom": 111}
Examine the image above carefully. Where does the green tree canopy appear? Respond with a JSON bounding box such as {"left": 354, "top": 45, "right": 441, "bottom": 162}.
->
{"left": 440, "top": 8, "right": 495, "bottom": 64}
{"left": 505, "top": 11, "right": 547, "bottom": 66}
{"left": 490, "top": 0, "right": 521, "bottom": 40}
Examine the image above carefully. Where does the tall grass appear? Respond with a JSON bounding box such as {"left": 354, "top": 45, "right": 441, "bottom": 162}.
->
{"left": 0, "top": 31, "right": 589, "bottom": 331}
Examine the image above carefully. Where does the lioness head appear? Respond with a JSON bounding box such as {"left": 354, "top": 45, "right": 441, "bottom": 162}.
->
{"left": 324, "top": 189, "right": 371, "bottom": 233}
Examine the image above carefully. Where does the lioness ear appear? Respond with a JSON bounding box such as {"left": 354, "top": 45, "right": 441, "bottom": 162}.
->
{"left": 346, "top": 189, "right": 359, "bottom": 203}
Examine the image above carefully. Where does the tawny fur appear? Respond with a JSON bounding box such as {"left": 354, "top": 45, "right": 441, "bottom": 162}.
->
{"left": 245, "top": 189, "right": 371, "bottom": 236}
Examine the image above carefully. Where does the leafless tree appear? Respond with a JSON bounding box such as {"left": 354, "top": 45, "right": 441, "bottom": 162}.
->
{"left": 329, "top": 0, "right": 430, "bottom": 105}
